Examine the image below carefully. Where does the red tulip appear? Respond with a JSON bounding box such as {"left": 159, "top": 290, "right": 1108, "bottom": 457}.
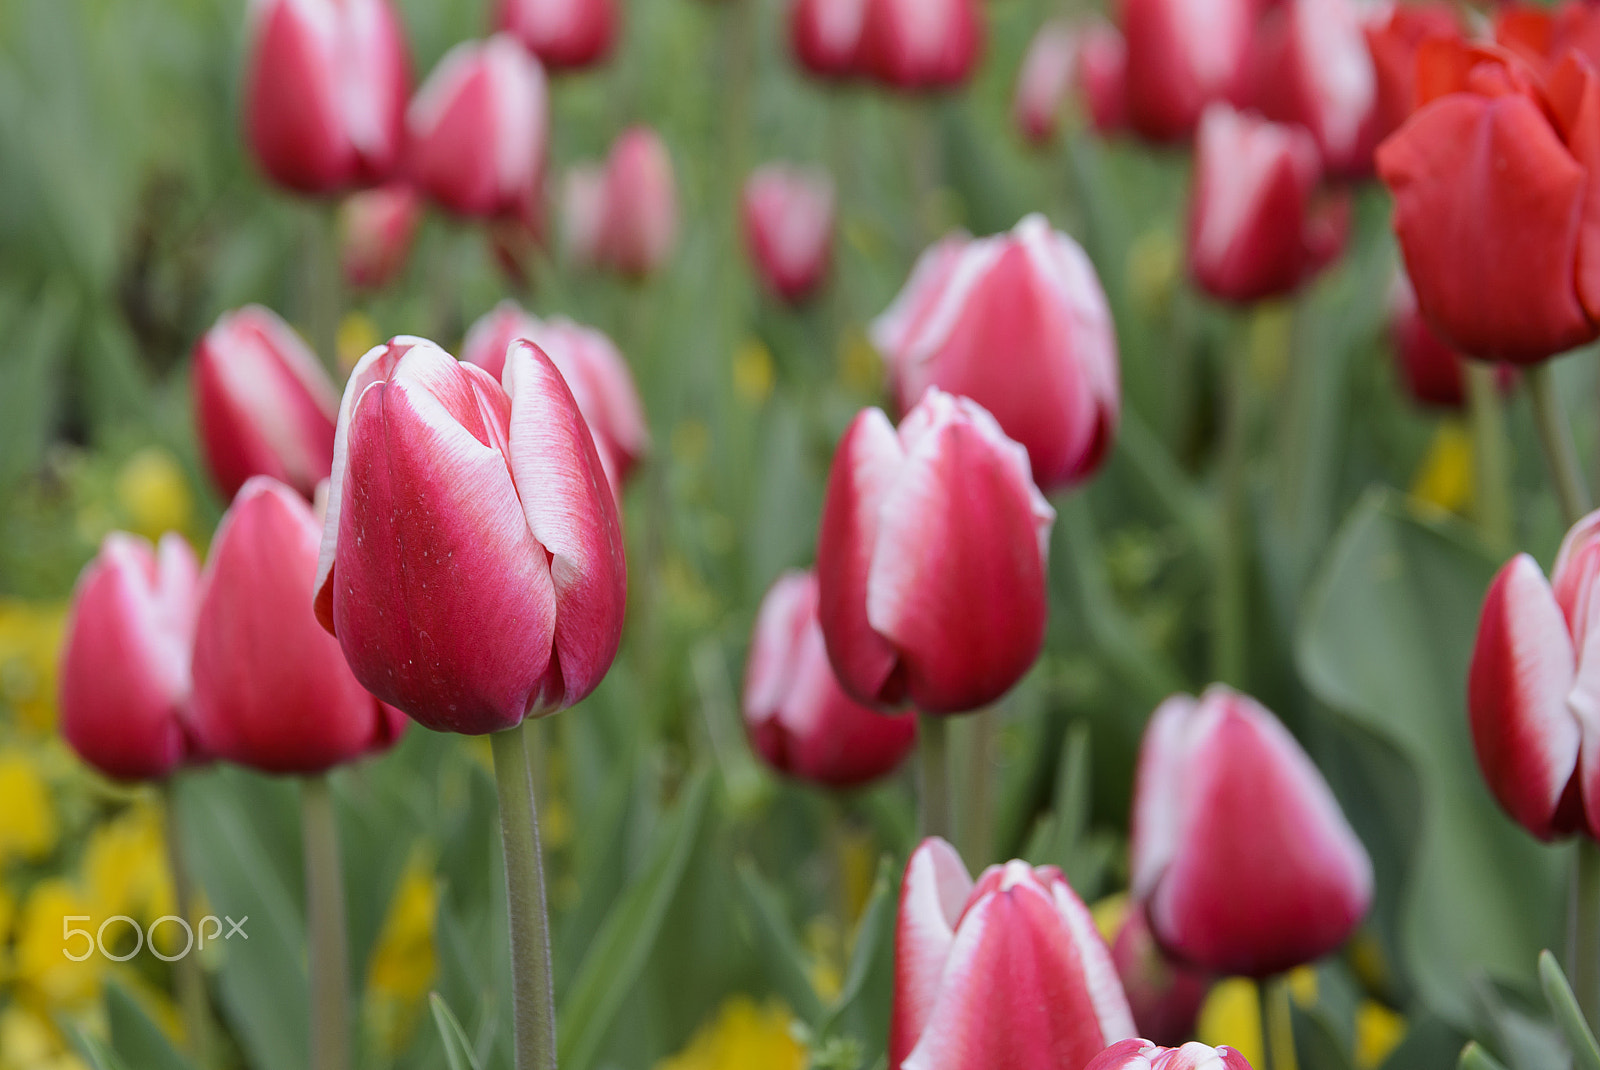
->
{"left": 1087, "top": 1039, "right": 1255, "bottom": 1070}
{"left": 816, "top": 388, "right": 1055, "bottom": 714}
{"left": 891, "top": 839, "right": 1137, "bottom": 1070}
{"left": 192, "top": 306, "right": 340, "bottom": 501}
{"left": 1111, "top": 909, "right": 1212, "bottom": 1048}
{"left": 1468, "top": 511, "right": 1600, "bottom": 840}
{"left": 742, "top": 164, "right": 836, "bottom": 304}
{"left": 1363, "top": 3, "right": 1463, "bottom": 138}
{"left": 744, "top": 570, "right": 917, "bottom": 787}
{"left": 1375, "top": 44, "right": 1600, "bottom": 363}
{"left": 496, "top": 0, "right": 617, "bottom": 71}
{"left": 791, "top": 0, "right": 869, "bottom": 80}
{"left": 1130, "top": 687, "right": 1373, "bottom": 977}
{"left": 407, "top": 34, "right": 548, "bottom": 222}
{"left": 1496, "top": 2, "right": 1600, "bottom": 76}
{"left": 191, "top": 479, "right": 405, "bottom": 774}
{"left": 1079, "top": 22, "right": 1130, "bottom": 134}
{"left": 562, "top": 163, "right": 608, "bottom": 268}
{"left": 873, "top": 214, "right": 1120, "bottom": 491}
{"left": 1389, "top": 269, "right": 1515, "bottom": 410}
{"left": 59, "top": 533, "right": 204, "bottom": 781}
{"left": 243, "top": 0, "right": 410, "bottom": 195}
{"left": 314, "top": 337, "right": 626, "bottom": 735}
{"left": 1188, "top": 104, "right": 1348, "bottom": 304}
{"left": 460, "top": 301, "right": 650, "bottom": 488}
{"left": 1015, "top": 21, "right": 1079, "bottom": 145}
{"left": 597, "top": 126, "right": 677, "bottom": 277}
{"left": 1119, "top": 0, "right": 1252, "bottom": 141}
{"left": 339, "top": 182, "right": 422, "bottom": 289}
{"left": 856, "top": 0, "right": 983, "bottom": 91}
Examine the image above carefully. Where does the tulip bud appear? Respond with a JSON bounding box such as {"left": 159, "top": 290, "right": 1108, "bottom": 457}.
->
{"left": 873, "top": 214, "right": 1120, "bottom": 491}
{"left": 856, "top": 0, "right": 983, "bottom": 91}
{"left": 1079, "top": 22, "right": 1130, "bottom": 134}
{"left": 339, "top": 183, "right": 422, "bottom": 289}
{"left": 598, "top": 126, "right": 677, "bottom": 277}
{"left": 315, "top": 337, "right": 626, "bottom": 734}
{"left": 1389, "top": 269, "right": 1514, "bottom": 410}
{"left": 191, "top": 479, "right": 405, "bottom": 774}
{"left": 407, "top": 34, "right": 549, "bottom": 222}
{"left": 742, "top": 164, "right": 836, "bottom": 304}
{"left": 59, "top": 533, "right": 203, "bottom": 781}
{"left": 891, "top": 839, "right": 1137, "bottom": 1070}
{"left": 816, "top": 389, "right": 1055, "bottom": 714}
{"left": 1363, "top": 3, "right": 1462, "bottom": 139}
{"left": 1086, "top": 1039, "right": 1255, "bottom": 1070}
{"left": 1015, "top": 21, "right": 1079, "bottom": 145}
{"left": 791, "top": 0, "right": 868, "bottom": 79}
{"left": 1112, "top": 908, "right": 1212, "bottom": 1047}
{"left": 1130, "top": 687, "right": 1373, "bottom": 977}
{"left": 496, "top": 0, "right": 617, "bottom": 71}
{"left": 744, "top": 570, "right": 917, "bottom": 787}
{"left": 461, "top": 301, "right": 650, "bottom": 488}
{"left": 243, "top": 0, "right": 411, "bottom": 194}
{"left": 191, "top": 306, "right": 340, "bottom": 501}
{"left": 1119, "top": 0, "right": 1252, "bottom": 141}
{"left": 1187, "top": 104, "right": 1349, "bottom": 304}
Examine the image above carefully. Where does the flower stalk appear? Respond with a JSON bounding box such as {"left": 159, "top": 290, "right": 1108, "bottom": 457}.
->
{"left": 492, "top": 720, "right": 559, "bottom": 1070}
{"left": 919, "top": 713, "right": 953, "bottom": 842}
{"left": 301, "top": 773, "right": 349, "bottom": 1070}
{"left": 160, "top": 779, "right": 211, "bottom": 1063}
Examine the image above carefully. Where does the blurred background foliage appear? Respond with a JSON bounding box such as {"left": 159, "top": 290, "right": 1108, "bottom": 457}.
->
{"left": 0, "top": 0, "right": 1591, "bottom": 1068}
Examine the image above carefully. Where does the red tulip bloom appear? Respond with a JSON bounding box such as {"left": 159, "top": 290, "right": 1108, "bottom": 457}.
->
{"left": 597, "top": 126, "right": 677, "bottom": 277}
{"left": 496, "top": 0, "right": 617, "bottom": 71}
{"left": 192, "top": 479, "right": 405, "bottom": 774}
{"left": 873, "top": 214, "right": 1120, "bottom": 491}
{"left": 1389, "top": 269, "right": 1515, "bottom": 410}
{"left": 192, "top": 306, "right": 340, "bottom": 501}
{"left": 1015, "top": 21, "right": 1079, "bottom": 145}
{"left": 243, "top": 0, "right": 410, "bottom": 195}
{"left": 1496, "top": 2, "right": 1600, "bottom": 76}
{"left": 339, "top": 183, "right": 422, "bottom": 289}
{"left": 1111, "top": 909, "right": 1212, "bottom": 1048}
{"left": 1087, "top": 1039, "right": 1255, "bottom": 1070}
{"left": 315, "top": 337, "right": 626, "bottom": 735}
{"left": 1364, "top": 3, "right": 1463, "bottom": 138}
{"left": 59, "top": 533, "right": 204, "bottom": 781}
{"left": 1079, "top": 22, "right": 1130, "bottom": 135}
{"left": 791, "top": 0, "right": 869, "bottom": 80}
{"left": 856, "top": 0, "right": 983, "bottom": 91}
{"left": 1130, "top": 687, "right": 1373, "bottom": 977}
{"left": 891, "top": 839, "right": 1137, "bottom": 1070}
{"left": 816, "top": 389, "right": 1055, "bottom": 714}
{"left": 742, "top": 164, "right": 836, "bottom": 304}
{"left": 1119, "top": 0, "right": 1252, "bottom": 141}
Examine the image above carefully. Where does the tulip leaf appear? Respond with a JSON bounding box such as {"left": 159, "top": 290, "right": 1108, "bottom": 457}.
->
{"left": 1538, "top": 950, "right": 1600, "bottom": 1070}
{"left": 735, "top": 856, "right": 828, "bottom": 1027}
{"left": 1458, "top": 1042, "right": 1512, "bottom": 1070}
{"left": 430, "top": 993, "right": 486, "bottom": 1070}
{"left": 104, "top": 981, "right": 196, "bottom": 1070}
{"left": 70, "top": 1029, "right": 131, "bottom": 1070}
{"left": 825, "top": 855, "right": 895, "bottom": 1031}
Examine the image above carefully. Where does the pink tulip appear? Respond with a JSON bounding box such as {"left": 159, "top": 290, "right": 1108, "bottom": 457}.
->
{"left": 59, "top": 533, "right": 204, "bottom": 781}
{"left": 1015, "top": 21, "right": 1079, "bottom": 145}
{"left": 1087, "top": 1039, "right": 1255, "bottom": 1070}
{"left": 742, "top": 164, "right": 836, "bottom": 304}
{"left": 744, "top": 570, "right": 917, "bottom": 787}
{"left": 1119, "top": 0, "right": 1252, "bottom": 141}
{"left": 816, "top": 388, "right": 1054, "bottom": 714}
{"left": 1111, "top": 907, "right": 1212, "bottom": 1048}
{"left": 460, "top": 301, "right": 650, "bottom": 488}
{"left": 339, "top": 182, "right": 422, "bottom": 289}
{"left": 1468, "top": 511, "right": 1600, "bottom": 840}
{"left": 243, "top": 0, "right": 411, "bottom": 194}
{"left": 891, "top": 839, "right": 1137, "bottom": 1070}
{"left": 873, "top": 214, "right": 1121, "bottom": 491}
{"left": 192, "top": 305, "right": 340, "bottom": 501}
{"left": 561, "top": 163, "right": 608, "bottom": 268}
{"left": 791, "top": 0, "right": 868, "bottom": 79}
{"left": 598, "top": 126, "right": 677, "bottom": 277}
{"left": 314, "top": 337, "right": 626, "bottom": 734}
{"left": 191, "top": 479, "right": 405, "bottom": 774}
{"left": 1130, "top": 687, "right": 1373, "bottom": 977}
{"left": 1187, "top": 104, "right": 1349, "bottom": 304}
{"left": 496, "top": 0, "right": 617, "bottom": 71}
{"left": 406, "top": 34, "right": 548, "bottom": 222}
{"left": 1079, "top": 22, "right": 1130, "bottom": 134}
{"left": 856, "top": 0, "right": 983, "bottom": 91}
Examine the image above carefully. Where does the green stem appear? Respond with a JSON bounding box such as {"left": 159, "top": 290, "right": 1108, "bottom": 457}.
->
{"left": 301, "top": 774, "right": 349, "bottom": 1070}
{"left": 909, "top": 102, "right": 944, "bottom": 242}
{"left": 919, "top": 713, "right": 953, "bottom": 843}
{"left": 1528, "top": 363, "right": 1592, "bottom": 526}
{"left": 960, "top": 708, "right": 995, "bottom": 867}
{"left": 1573, "top": 840, "right": 1600, "bottom": 1032}
{"left": 1259, "top": 975, "right": 1298, "bottom": 1070}
{"left": 159, "top": 780, "right": 211, "bottom": 1064}
{"left": 1212, "top": 340, "right": 1250, "bottom": 687}
{"left": 1466, "top": 362, "right": 1514, "bottom": 554}
{"left": 491, "top": 721, "right": 558, "bottom": 1070}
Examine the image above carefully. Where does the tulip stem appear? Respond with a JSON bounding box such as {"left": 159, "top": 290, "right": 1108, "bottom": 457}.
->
{"left": 492, "top": 720, "right": 558, "bottom": 1070}
{"left": 159, "top": 779, "right": 211, "bottom": 1064}
{"left": 301, "top": 774, "right": 349, "bottom": 1070}
{"left": 1528, "top": 363, "right": 1592, "bottom": 526}
{"left": 1465, "top": 362, "right": 1514, "bottom": 554}
{"left": 960, "top": 708, "right": 995, "bottom": 867}
{"left": 919, "top": 713, "right": 954, "bottom": 843}
{"left": 1212, "top": 338, "right": 1251, "bottom": 688}
{"left": 1573, "top": 840, "right": 1600, "bottom": 1032}
{"left": 1258, "top": 975, "right": 1298, "bottom": 1070}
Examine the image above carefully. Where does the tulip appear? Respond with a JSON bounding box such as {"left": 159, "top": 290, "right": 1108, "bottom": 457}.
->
{"left": 1467, "top": 511, "right": 1600, "bottom": 840}
{"left": 816, "top": 388, "right": 1055, "bottom": 714}
{"left": 314, "top": 336, "right": 626, "bottom": 734}
{"left": 496, "top": 0, "right": 617, "bottom": 71}
{"left": 1015, "top": 21, "right": 1078, "bottom": 145}
{"left": 856, "top": 0, "right": 983, "bottom": 91}
{"left": 406, "top": 34, "right": 549, "bottom": 222}
{"left": 1389, "top": 269, "right": 1515, "bottom": 410}
{"left": 1363, "top": 3, "right": 1462, "bottom": 138}
{"left": 1079, "top": 22, "right": 1129, "bottom": 134}
{"left": 59, "top": 532, "right": 203, "bottom": 781}
{"left": 1087, "top": 1039, "right": 1255, "bottom": 1070}
{"left": 1496, "top": 2, "right": 1600, "bottom": 76}
{"left": 1130, "top": 687, "right": 1373, "bottom": 977}
{"left": 742, "top": 164, "right": 836, "bottom": 304}
{"left": 243, "top": 0, "right": 410, "bottom": 195}
{"left": 1119, "top": 0, "right": 1252, "bottom": 141}
{"left": 744, "top": 570, "right": 917, "bottom": 787}
{"left": 1188, "top": 104, "right": 1349, "bottom": 304}
{"left": 872, "top": 214, "right": 1121, "bottom": 491}
{"left": 339, "top": 183, "right": 422, "bottom": 289}
{"left": 460, "top": 301, "right": 650, "bottom": 487}
{"left": 791, "top": 0, "right": 867, "bottom": 79}
{"left": 1112, "top": 909, "right": 1212, "bottom": 1048}
{"left": 561, "top": 163, "right": 608, "bottom": 268}
{"left": 597, "top": 126, "right": 677, "bottom": 277}
{"left": 191, "top": 478, "right": 405, "bottom": 774}
{"left": 1375, "top": 44, "right": 1600, "bottom": 363}
{"left": 191, "top": 305, "right": 340, "bottom": 501}
{"left": 891, "top": 839, "right": 1138, "bottom": 1070}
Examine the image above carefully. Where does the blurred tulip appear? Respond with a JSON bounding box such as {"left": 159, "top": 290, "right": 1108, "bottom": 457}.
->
{"left": 1364, "top": 3, "right": 1462, "bottom": 138}
{"left": 315, "top": 337, "right": 626, "bottom": 734}
{"left": 1389, "top": 269, "right": 1514, "bottom": 410}
{"left": 1015, "top": 21, "right": 1078, "bottom": 144}
{"left": 243, "top": 0, "right": 410, "bottom": 194}
{"left": 1130, "top": 687, "right": 1373, "bottom": 977}
{"left": 59, "top": 533, "right": 202, "bottom": 781}
{"left": 561, "top": 163, "right": 608, "bottom": 268}
{"left": 1087, "top": 1039, "right": 1255, "bottom": 1070}
{"left": 742, "top": 164, "right": 836, "bottom": 304}
{"left": 1496, "top": 2, "right": 1600, "bottom": 76}
{"left": 597, "top": 126, "right": 678, "bottom": 277}
{"left": 744, "top": 570, "right": 917, "bottom": 787}
{"left": 856, "top": 0, "right": 983, "bottom": 91}
{"left": 461, "top": 301, "right": 650, "bottom": 487}
{"left": 1376, "top": 44, "right": 1600, "bottom": 362}
{"left": 339, "top": 183, "right": 421, "bottom": 289}
{"left": 791, "top": 0, "right": 868, "bottom": 79}
{"left": 891, "top": 839, "right": 1137, "bottom": 1070}
{"left": 407, "top": 34, "right": 548, "bottom": 222}
{"left": 1119, "top": 0, "right": 1252, "bottom": 141}
{"left": 1080, "top": 22, "right": 1130, "bottom": 134}
{"left": 1112, "top": 909, "right": 1213, "bottom": 1047}
{"left": 496, "top": 0, "right": 617, "bottom": 70}
{"left": 191, "top": 478, "right": 405, "bottom": 774}
{"left": 816, "top": 388, "right": 1054, "bottom": 714}
{"left": 1188, "top": 104, "right": 1348, "bottom": 304}
{"left": 873, "top": 214, "right": 1120, "bottom": 491}
{"left": 1468, "top": 511, "right": 1600, "bottom": 840}
{"left": 192, "top": 305, "right": 340, "bottom": 501}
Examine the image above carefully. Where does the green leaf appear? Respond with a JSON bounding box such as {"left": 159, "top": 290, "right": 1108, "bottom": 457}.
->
{"left": 823, "top": 855, "right": 895, "bottom": 1035}
{"left": 104, "top": 981, "right": 196, "bottom": 1070}
{"left": 1458, "top": 1042, "right": 1512, "bottom": 1070}
{"left": 430, "top": 993, "right": 485, "bottom": 1070}
{"left": 1538, "top": 950, "right": 1600, "bottom": 1070}
{"left": 70, "top": 1030, "right": 132, "bottom": 1070}
{"left": 735, "top": 856, "right": 827, "bottom": 1027}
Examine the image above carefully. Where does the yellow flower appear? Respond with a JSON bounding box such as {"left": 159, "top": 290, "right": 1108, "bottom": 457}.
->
{"left": 15, "top": 879, "right": 105, "bottom": 1008}
{"left": 1127, "top": 229, "right": 1180, "bottom": 315}
{"left": 805, "top": 917, "right": 843, "bottom": 1004}
{"left": 1090, "top": 894, "right": 1130, "bottom": 946}
{"left": 654, "top": 997, "right": 805, "bottom": 1070}
{"left": 838, "top": 828, "right": 877, "bottom": 926}
{"left": 1355, "top": 1000, "right": 1406, "bottom": 1068}
{"left": 0, "top": 750, "right": 58, "bottom": 864}
{"left": 1410, "top": 422, "right": 1474, "bottom": 517}
{"left": 114, "top": 448, "right": 193, "bottom": 542}
{"left": 1287, "top": 965, "right": 1318, "bottom": 1007}
{"left": 338, "top": 312, "right": 381, "bottom": 374}
{"left": 83, "top": 802, "right": 173, "bottom": 926}
{"left": 837, "top": 327, "right": 882, "bottom": 396}
{"left": 1198, "top": 978, "right": 1263, "bottom": 1069}
{"left": 364, "top": 859, "right": 439, "bottom": 1056}
{"left": 0, "top": 603, "right": 67, "bottom": 733}
{"left": 733, "top": 340, "right": 775, "bottom": 407}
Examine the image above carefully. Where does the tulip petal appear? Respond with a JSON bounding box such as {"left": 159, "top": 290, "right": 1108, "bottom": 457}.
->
{"left": 891, "top": 838, "right": 974, "bottom": 1068}
{"left": 1129, "top": 694, "right": 1200, "bottom": 900}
